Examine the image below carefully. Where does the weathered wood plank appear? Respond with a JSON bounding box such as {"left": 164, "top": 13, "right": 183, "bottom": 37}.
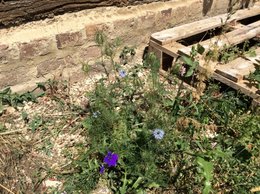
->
{"left": 160, "top": 43, "right": 260, "bottom": 101}
{"left": 150, "top": 43, "right": 260, "bottom": 101}
{"left": 150, "top": 40, "right": 186, "bottom": 59}
{"left": 149, "top": 7, "right": 260, "bottom": 102}
{"left": 245, "top": 47, "right": 260, "bottom": 64}
{"left": 151, "top": 4, "right": 260, "bottom": 45}
{"left": 212, "top": 71, "right": 260, "bottom": 101}
{"left": 215, "top": 57, "right": 255, "bottom": 82}
{"left": 197, "top": 20, "right": 260, "bottom": 50}
{"left": 0, "top": 0, "right": 164, "bottom": 27}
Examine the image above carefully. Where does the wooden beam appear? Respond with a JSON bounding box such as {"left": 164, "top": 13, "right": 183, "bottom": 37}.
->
{"left": 196, "top": 20, "right": 260, "bottom": 50}
{"left": 0, "top": 0, "right": 164, "bottom": 27}
{"left": 215, "top": 57, "right": 255, "bottom": 82}
{"left": 212, "top": 72, "right": 260, "bottom": 101}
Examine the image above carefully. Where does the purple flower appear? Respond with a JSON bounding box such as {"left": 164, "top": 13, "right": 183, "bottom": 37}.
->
{"left": 153, "top": 128, "right": 165, "bottom": 140}
{"left": 99, "top": 165, "right": 105, "bottom": 174}
{"left": 103, "top": 151, "right": 119, "bottom": 167}
{"left": 119, "top": 70, "right": 127, "bottom": 78}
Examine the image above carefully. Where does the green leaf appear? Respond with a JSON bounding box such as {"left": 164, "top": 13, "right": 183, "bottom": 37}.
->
{"left": 0, "top": 102, "right": 3, "bottom": 115}
{"left": 95, "top": 31, "right": 106, "bottom": 46}
{"left": 29, "top": 116, "right": 43, "bottom": 131}
{"left": 197, "top": 157, "right": 213, "bottom": 194}
{"left": 82, "top": 118, "right": 92, "bottom": 129}
{"left": 0, "top": 87, "right": 11, "bottom": 95}
{"left": 0, "top": 122, "right": 5, "bottom": 132}
{"left": 132, "top": 177, "right": 143, "bottom": 189}
{"left": 181, "top": 55, "right": 194, "bottom": 66}
{"left": 197, "top": 44, "right": 205, "bottom": 55}
{"left": 147, "top": 182, "right": 160, "bottom": 189}
{"left": 185, "top": 68, "right": 194, "bottom": 77}
{"left": 36, "top": 82, "right": 47, "bottom": 91}
{"left": 21, "top": 111, "right": 29, "bottom": 123}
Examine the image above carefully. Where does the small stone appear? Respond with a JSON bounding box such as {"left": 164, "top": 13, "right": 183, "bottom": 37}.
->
{"left": 5, "top": 106, "right": 16, "bottom": 114}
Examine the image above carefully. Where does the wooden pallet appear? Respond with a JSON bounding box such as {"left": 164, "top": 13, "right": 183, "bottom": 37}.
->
{"left": 149, "top": 5, "right": 260, "bottom": 104}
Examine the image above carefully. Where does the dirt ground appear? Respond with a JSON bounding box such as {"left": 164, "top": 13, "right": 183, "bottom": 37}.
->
{"left": 0, "top": 71, "right": 104, "bottom": 193}
{"left": 0, "top": 52, "right": 148, "bottom": 193}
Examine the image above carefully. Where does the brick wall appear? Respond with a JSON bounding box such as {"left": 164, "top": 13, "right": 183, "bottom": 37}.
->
{"left": 0, "top": 0, "right": 235, "bottom": 92}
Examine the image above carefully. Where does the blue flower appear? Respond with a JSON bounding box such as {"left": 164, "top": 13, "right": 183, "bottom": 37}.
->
{"left": 119, "top": 70, "right": 127, "bottom": 78}
{"left": 99, "top": 165, "right": 105, "bottom": 174}
{"left": 103, "top": 151, "right": 119, "bottom": 167}
{"left": 153, "top": 128, "right": 165, "bottom": 140}
{"left": 92, "top": 111, "right": 100, "bottom": 118}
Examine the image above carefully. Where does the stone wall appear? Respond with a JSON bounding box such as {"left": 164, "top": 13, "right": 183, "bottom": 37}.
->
{"left": 0, "top": 0, "right": 251, "bottom": 92}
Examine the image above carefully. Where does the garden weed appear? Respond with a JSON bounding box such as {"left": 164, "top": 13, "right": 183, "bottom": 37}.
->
{"left": 62, "top": 32, "right": 260, "bottom": 193}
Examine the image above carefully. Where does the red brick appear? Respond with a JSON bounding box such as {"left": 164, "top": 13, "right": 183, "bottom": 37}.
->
{"left": 19, "top": 39, "right": 52, "bottom": 59}
{"left": 80, "top": 46, "right": 101, "bottom": 61}
{"left": 0, "top": 71, "right": 18, "bottom": 88}
{"left": 138, "top": 13, "right": 156, "bottom": 30}
{"left": 56, "top": 31, "right": 84, "bottom": 49}
{"left": 161, "top": 8, "right": 172, "bottom": 18}
{"left": 63, "top": 55, "right": 77, "bottom": 67}
{"left": 85, "top": 24, "right": 109, "bottom": 41}
{"left": 112, "top": 18, "right": 138, "bottom": 42}
{"left": 36, "top": 55, "right": 78, "bottom": 77}
{"left": 0, "top": 44, "right": 8, "bottom": 64}
{"left": 171, "top": 6, "right": 189, "bottom": 25}
{"left": 159, "top": 8, "right": 173, "bottom": 24}
{"left": 37, "top": 58, "right": 63, "bottom": 77}
{"left": 0, "top": 44, "right": 19, "bottom": 64}
{"left": 0, "top": 63, "right": 35, "bottom": 89}
{"left": 113, "top": 18, "right": 137, "bottom": 31}
{"left": 69, "top": 70, "right": 85, "bottom": 83}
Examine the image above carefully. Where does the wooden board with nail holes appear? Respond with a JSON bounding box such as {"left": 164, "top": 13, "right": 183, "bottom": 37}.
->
{"left": 150, "top": 5, "right": 260, "bottom": 45}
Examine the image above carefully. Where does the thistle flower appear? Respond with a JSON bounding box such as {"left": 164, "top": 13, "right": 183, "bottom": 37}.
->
{"left": 153, "top": 128, "right": 165, "bottom": 140}
{"left": 103, "top": 151, "right": 119, "bottom": 167}
{"left": 119, "top": 70, "right": 127, "bottom": 78}
{"left": 179, "top": 66, "right": 186, "bottom": 76}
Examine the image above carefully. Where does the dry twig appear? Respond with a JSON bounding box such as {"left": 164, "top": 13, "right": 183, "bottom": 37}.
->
{"left": 0, "top": 183, "right": 15, "bottom": 194}
{"left": 0, "top": 129, "right": 25, "bottom": 136}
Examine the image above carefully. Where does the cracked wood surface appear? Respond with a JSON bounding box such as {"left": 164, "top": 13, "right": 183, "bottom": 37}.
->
{"left": 0, "top": 0, "right": 166, "bottom": 27}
